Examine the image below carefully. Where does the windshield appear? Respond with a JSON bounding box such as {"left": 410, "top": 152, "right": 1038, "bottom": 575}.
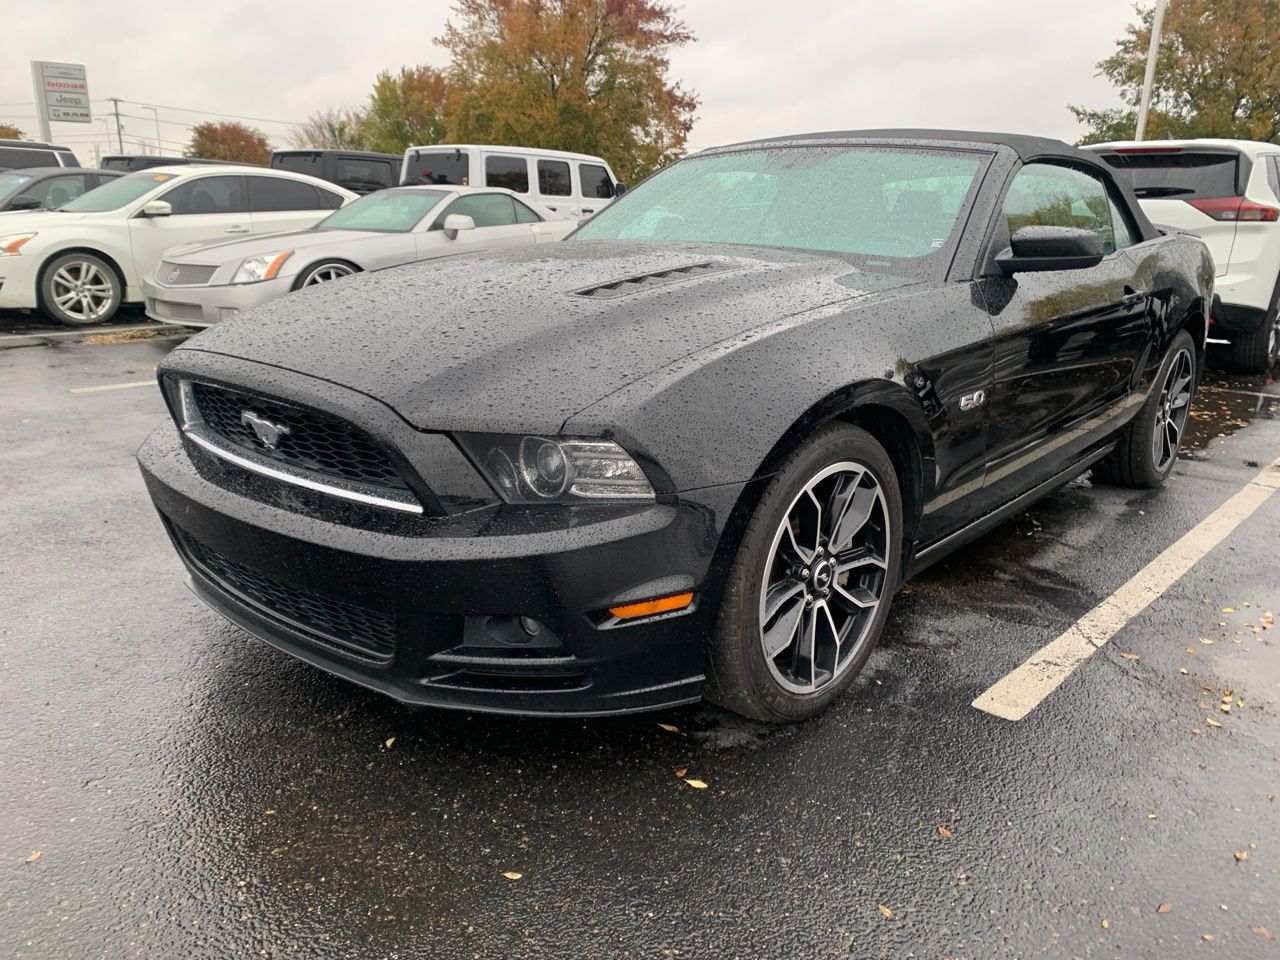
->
{"left": 0, "top": 172, "right": 34, "bottom": 200}
{"left": 316, "top": 188, "right": 448, "bottom": 232}
{"left": 59, "top": 171, "right": 177, "bottom": 212}
{"left": 573, "top": 145, "right": 984, "bottom": 264}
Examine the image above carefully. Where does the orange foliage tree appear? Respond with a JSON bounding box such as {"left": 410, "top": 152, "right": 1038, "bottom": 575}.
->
{"left": 185, "top": 120, "right": 272, "bottom": 164}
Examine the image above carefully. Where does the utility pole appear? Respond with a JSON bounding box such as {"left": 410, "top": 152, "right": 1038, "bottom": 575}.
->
{"left": 1135, "top": 0, "right": 1169, "bottom": 142}
{"left": 144, "top": 106, "right": 161, "bottom": 155}
{"left": 109, "top": 97, "right": 124, "bottom": 152}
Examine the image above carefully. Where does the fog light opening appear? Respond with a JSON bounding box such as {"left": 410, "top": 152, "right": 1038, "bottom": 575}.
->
{"left": 519, "top": 616, "right": 543, "bottom": 637}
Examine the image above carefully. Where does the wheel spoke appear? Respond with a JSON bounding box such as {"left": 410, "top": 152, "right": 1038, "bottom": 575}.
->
{"left": 763, "top": 595, "right": 804, "bottom": 659}
{"left": 763, "top": 580, "right": 804, "bottom": 624}
{"left": 832, "top": 580, "right": 876, "bottom": 609}
{"left": 792, "top": 606, "right": 816, "bottom": 686}
{"left": 779, "top": 521, "right": 814, "bottom": 565}
{"left": 830, "top": 484, "right": 878, "bottom": 553}
{"left": 835, "top": 544, "right": 886, "bottom": 572}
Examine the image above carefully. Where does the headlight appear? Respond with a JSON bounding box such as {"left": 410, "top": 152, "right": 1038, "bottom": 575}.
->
{"left": 0, "top": 233, "right": 36, "bottom": 256}
{"left": 231, "top": 250, "right": 292, "bottom": 284}
{"left": 455, "top": 433, "right": 655, "bottom": 503}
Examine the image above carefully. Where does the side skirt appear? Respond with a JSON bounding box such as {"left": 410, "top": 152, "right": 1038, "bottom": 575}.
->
{"left": 905, "top": 442, "right": 1116, "bottom": 577}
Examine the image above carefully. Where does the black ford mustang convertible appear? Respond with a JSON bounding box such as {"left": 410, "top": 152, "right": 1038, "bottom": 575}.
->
{"left": 139, "top": 130, "right": 1213, "bottom": 722}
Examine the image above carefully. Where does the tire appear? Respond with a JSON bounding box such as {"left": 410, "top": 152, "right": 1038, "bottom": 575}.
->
{"left": 39, "top": 252, "right": 122, "bottom": 326}
{"left": 706, "top": 423, "right": 903, "bottom": 723}
{"left": 1093, "top": 329, "right": 1197, "bottom": 489}
{"left": 1228, "top": 311, "right": 1279, "bottom": 373}
{"left": 294, "top": 260, "right": 358, "bottom": 289}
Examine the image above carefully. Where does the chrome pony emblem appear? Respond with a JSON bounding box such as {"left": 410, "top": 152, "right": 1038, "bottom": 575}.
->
{"left": 240, "top": 410, "right": 290, "bottom": 450}
{"left": 166, "top": 267, "right": 181, "bottom": 283}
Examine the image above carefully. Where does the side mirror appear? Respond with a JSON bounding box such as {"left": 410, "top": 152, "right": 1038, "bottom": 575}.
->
{"left": 140, "top": 200, "right": 173, "bottom": 218}
{"left": 996, "top": 225, "right": 1103, "bottom": 274}
{"left": 9, "top": 195, "right": 43, "bottom": 211}
{"left": 612, "top": 182, "right": 627, "bottom": 198}
{"left": 442, "top": 213, "right": 475, "bottom": 240}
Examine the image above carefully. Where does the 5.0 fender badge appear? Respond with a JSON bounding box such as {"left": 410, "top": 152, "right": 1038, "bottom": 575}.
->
{"left": 960, "top": 390, "right": 987, "bottom": 412}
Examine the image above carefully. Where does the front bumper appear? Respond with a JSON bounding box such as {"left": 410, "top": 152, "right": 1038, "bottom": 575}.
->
{"left": 138, "top": 421, "right": 743, "bottom": 715}
{"left": 0, "top": 253, "right": 39, "bottom": 310}
{"left": 143, "top": 274, "right": 294, "bottom": 328}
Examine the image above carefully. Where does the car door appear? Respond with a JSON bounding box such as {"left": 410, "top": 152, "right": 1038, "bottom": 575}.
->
{"left": 247, "top": 175, "right": 341, "bottom": 235}
{"left": 577, "top": 162, "right": 615, "bottom": 218}
{"left": 418, "top": 193, "right": 542, "bottom": 258}
{"left": 129, "top": 174, "right": 249, "bottom": 280}
{"left": 534, "top": 158, "right": 574, "bottom": 216}
{"left": 976, "top": 161, "right": 1152, "bottom": 504}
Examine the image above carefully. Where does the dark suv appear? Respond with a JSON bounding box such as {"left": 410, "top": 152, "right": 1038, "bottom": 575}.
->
{"left": 270, "top": 150, "right": 402, "bottom": 194}
{"left": 0, "top": 139, "right": 79, "bottom": 171}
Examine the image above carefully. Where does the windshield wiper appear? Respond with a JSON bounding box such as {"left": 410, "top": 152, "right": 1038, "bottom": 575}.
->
{"left": 1133, "top": 186, "right": 1196, "bottom": 198}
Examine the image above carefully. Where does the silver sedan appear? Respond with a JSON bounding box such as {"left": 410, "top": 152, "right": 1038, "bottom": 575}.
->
{"left": 142, "top": 186, "right": 576, "bottom": 328}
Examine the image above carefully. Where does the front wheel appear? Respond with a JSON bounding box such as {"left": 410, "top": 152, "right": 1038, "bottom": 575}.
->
{"left": 1094, "top": 329, "right": 1197, "bottom": 488}
{"left": 295, "top": 260, "right": 357, "bottom": 289}
{"left": 39, "top": 252, "right": 122, "bottom": 326}
{"left": 706, "top": 423, "right": 902, "bottom": 723}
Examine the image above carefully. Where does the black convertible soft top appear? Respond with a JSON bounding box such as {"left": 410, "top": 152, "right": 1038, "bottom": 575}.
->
{"left": 704, "top": 128, "right": 1160, "bottom": 244}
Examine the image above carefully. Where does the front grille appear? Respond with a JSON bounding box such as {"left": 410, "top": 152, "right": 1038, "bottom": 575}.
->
{"left": 191, "top": 382, "right": 409, "bottom": 491}
{"left": 157, "top": 261, "right": 217, "bottom": 286}
{"left": 176, "top": 528, "right": 396, "bottom": 661}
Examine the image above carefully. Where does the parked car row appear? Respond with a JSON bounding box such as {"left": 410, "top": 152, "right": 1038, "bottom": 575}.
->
{"left": 0, "top": 143, "right": 615, "bottom": 326}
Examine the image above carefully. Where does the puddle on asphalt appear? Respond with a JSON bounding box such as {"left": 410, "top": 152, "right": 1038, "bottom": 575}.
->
{"left": 1182, "top": 364, "right": 1279, "bottom": 455}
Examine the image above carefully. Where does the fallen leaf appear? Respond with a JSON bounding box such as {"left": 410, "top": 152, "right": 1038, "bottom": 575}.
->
{"left": 684, "top": 778, "right": 708, "bottom": 789}
{"left": 1118, "top": 651, "right": 1141, "bottom": 661}
{"left": 502, "top": 871, "right": 523, "bottom": 880}
{"left": 1234, "top": 850, "right": 1248, "bottom": 861}
{"left": 1220, "top": 703, "right": 1232, "bottom": 714}
{"left": 1206, "top": 718, "right": 1222, "bottom": 728}
{"left": 24, "top": 850, "right": 41, "bottom": 864}
{"left": 1146, "top": 812, "right": 1158, "bottom": 820}
{"left": 1251, "top": 925, "right": 1273, "bottom": 941}
{"left": 657, "top": 723, "right": 680, "bottom": 734}
{"left": 384, "top": 737, "right": 395, "bottom": 749}
{"left": 1180, "top": 668, "right": 1189, "bottom": 675}
{"left": 1186, "top": 646, "right": 1196, "bottom": 654}
{"left": 1222, "top": 607, "right": 1235, "bottom": 613}
{"left": 1191, "top": 727, "right": 1201, "bottom": 735}
{"left": 1157, "top": 903, "right": 1172, "bottom": 913}
{"left": 1101, "top": 918, "right": 1110, "bottom": 929}
{"left": 877, "top": 904, "right": 893, "bottom": 918}
{"left": 1203, "top": 933, "right": 1216, "bottom": 942}
{"left": 673, "top": 767, "right": 688, "bottom": 778}
{"left": 937, "top": 825, "right": 953, "bottom": 839}
{"left": 1199, "top": 637, "right": 1215, "bottom": 645}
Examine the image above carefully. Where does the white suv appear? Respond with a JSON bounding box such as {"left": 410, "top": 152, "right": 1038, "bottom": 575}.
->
{"left": 1086, "top": 139, "right": 1280, "bottom": 372}
{"left": 0, "top": 165, "right": 355, "bottom": 325}
{"left": 400, "top": 144, "right": 623, "bottom": 220}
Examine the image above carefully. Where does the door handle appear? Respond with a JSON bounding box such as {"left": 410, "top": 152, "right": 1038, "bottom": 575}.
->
{"left": 581, "top": 208, "right": 595, "bottom": 214}
{"left": 224, "top": 225, "right": 250, "bottom": 234}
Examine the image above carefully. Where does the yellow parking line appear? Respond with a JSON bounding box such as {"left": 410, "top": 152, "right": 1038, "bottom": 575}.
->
{"left": 68, "top": 380, "right": 156, "bottom": 395}
{"left": 973, "top": 455, "right": 1280, "bottom": 721}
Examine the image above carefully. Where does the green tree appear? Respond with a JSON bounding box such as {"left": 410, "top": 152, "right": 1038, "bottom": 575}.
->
{"left": 186, "top": 120, "right": 272, "bottom": 164}
{"left": 289, "top": 107, "right": 369, "bottom": 150}
{"left": 438, "top": 0, "right": 698, "bottom": 184}
{"left": 0, "top": 122, "right": 24, "bottom": 139}
{"left": 359, "top": 66, "right": 449, "bottom": 154}
{"left": 1071, "top": 0, "right": 1280, "bottom": 144}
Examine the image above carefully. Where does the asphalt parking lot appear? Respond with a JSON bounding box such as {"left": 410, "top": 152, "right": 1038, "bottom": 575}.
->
{"left": 2, "top": 317, "right": 1277, "bottom": 960}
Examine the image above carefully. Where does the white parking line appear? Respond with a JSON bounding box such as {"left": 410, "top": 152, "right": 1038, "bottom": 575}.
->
{"left": 68, "top": 380, "right": 156, "bottom": 395}
{"left": 973, "top": 455, "right": 1280, "bottom": 721}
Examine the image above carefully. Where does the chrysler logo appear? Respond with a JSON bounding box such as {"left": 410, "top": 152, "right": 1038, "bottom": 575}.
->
{"left": 240, "top": 410, "right": 290, "bottom": 450}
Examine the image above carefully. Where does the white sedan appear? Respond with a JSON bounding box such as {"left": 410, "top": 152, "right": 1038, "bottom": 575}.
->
{"left": 142, "top": 186, "right": 577, "bottom": 328}
{"left": 0, "top": 165, "right": 356, "bottom": 325}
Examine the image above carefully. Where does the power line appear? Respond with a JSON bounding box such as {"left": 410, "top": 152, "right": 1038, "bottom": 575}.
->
{"left": 111, "top": 98, "right": 302, "bottom": 128}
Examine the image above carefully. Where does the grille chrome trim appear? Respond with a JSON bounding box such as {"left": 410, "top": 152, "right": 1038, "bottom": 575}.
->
{"left": 177, "top": 380, "right": 424, "bottom": 515}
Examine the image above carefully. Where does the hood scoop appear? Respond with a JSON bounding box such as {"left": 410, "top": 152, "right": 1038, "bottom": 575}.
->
{"left": 571, "top": 260, "right": 728, "bottom": 299}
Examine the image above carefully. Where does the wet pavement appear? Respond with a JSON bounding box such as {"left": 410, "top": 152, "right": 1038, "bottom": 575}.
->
{"left": 2, "top": 321, "right": 1277, "bottom": 959}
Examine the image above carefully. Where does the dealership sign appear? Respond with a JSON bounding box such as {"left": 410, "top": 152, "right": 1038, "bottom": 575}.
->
{"left": 30, "top": 61, "right": 91, "bottom": 124}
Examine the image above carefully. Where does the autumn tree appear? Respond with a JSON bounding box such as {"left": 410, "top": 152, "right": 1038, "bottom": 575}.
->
{"left": 359, "top": 66, "right": 449, "bottom": 154}
{"left": 186, "top": 120, "right": 272, "bottom": 164}
{"left": 438, "top": 0, "right": 697, "bottom": 184}
{"left": 289, "top": 107, "right": 369, "bottom": 150}
{"left": 0, "top": 122, "right": 24, "bottom": 139}
{"left": 1071, "top": 0, "right": 1280, "bottom": 144}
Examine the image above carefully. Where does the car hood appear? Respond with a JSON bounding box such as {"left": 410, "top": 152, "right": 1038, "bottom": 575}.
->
{"left": 0, "top": 210, "right": 86, "bottom": 230}
{"left": 163, "top": 229, "right": 377, "bottom": 265}
{"left": 178, "top": 240, "right": 921, "bottom": 432}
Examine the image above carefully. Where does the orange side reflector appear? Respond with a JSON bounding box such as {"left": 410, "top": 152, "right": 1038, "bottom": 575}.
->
{"left": 608, "top": 592, "right": 694, "bottom": 620}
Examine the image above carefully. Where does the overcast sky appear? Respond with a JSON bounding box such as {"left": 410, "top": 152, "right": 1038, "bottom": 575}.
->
{"left": 4, "top": 0, "right": 1135, "bottom": 162}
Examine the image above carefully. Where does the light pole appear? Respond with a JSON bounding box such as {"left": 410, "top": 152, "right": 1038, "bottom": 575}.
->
{"left": 1135, "top": 0, "right": 1169, "bottom": 142}
{"left": 143, "top": 106, "right": 161, "bottom": 155}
